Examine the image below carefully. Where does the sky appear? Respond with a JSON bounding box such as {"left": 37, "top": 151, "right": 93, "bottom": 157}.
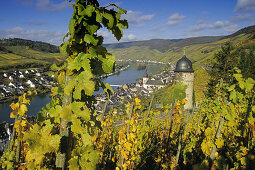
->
{"left": 0, "top": 0, "right": 255, "bottom": 45}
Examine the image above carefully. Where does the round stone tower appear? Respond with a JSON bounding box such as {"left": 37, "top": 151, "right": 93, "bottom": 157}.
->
{"left": 174, "top": 55, "right": 194, "bottom": 110}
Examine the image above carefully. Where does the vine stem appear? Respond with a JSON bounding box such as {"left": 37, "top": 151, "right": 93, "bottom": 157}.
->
{"left": 56, "top": 74, "right": 73, "bottom": 169}
{"left": 210, "top": 116, "right": 224, "bottom": 160}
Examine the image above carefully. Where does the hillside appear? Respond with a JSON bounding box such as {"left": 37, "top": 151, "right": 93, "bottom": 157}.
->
{"left": 0, "top": 25, "right": 254, "bottom": 71}
{"left": 0, "top": 38, "right": 65, "bottom": 71}
{"left": 107, "top": 25, "right": 255, "bottom": 66}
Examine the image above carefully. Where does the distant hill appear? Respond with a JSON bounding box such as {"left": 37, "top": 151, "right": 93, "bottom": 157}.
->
{"left": 104, "top": 36, "right": 222, "bottom": 53}
{"left": 0, "top": 38, "right": 64, "bottom": 71}
{"left": 0, "top": 25, "right": 254, "bottom": 71}
{"left": 223, "top": 25, "right": 255, "bottom": 39}
{"left": 0, "top": 38, "right": 59, "bottom": 53}
{"left": 106, "top": 25, "right": 255, "bottom": 66}
{"left": 104, "top": 39, "right": 176, "bottom": 52}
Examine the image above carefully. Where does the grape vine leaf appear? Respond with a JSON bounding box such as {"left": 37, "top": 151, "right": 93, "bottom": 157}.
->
{"left": 84, "top": 34, "right": 98, "bottom": 46}
{"left": 68, "top": 52, "right": 91, "bottom": 72}
{"left": 99, "top": 54, "right": 115, "bottom": 73}
{"left": 64, "top": 71, "right": 95, "bottom": 99}
{"left": 103, "top": 12, "right": 114, "bottom": 29}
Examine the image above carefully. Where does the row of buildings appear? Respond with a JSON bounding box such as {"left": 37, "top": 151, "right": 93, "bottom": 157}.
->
{"left": 0, "top": 69, "right": 56, "bottom": 99}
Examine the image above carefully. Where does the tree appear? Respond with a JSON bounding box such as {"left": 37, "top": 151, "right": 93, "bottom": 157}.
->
{"left": 207, "top": 42, "right": 238, "bottom": 97}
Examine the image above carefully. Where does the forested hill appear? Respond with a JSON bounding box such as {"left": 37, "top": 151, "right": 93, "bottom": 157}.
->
{"left": 0, "top": 38, "right": 64, "bottom": 71}
{"left": 0, "top": 38, "right": 59, "bottom": 53}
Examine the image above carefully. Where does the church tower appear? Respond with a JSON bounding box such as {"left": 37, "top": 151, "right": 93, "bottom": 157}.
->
{"left": 174, "top": 55, "right": 194, "bottom": 110}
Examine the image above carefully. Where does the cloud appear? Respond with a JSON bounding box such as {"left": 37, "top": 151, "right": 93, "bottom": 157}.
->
{"left": 232, "top": 14, "right": 253, "bottom": 22}
{"left": 235, "top": 0, "right": 255, "bottom": 11}
{"left": 167, "top": 13, "right": 185, "bottom": 25}
{"left": 0, "top": 27, "right": 65, "bottom": 45}
{"left": 25, "top": 20, "right": 48, "bottom": 26}
{"left": 16, "top": 0, "right": 71, "bottom": 11}
{"left": 123, "top": 34, "right": 137, "bottom": 41}
{"left": 190, "top": 21, "right": 238, "bottom": 33}
{"left": 122, "top": 10, "right": 155, "bottom": 24}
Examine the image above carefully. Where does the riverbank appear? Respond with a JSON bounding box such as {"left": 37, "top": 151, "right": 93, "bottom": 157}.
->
{"left": 97, "top": 64, "right": 130, "bottom": 79}
{"left": 0, "top": 87, "right": 51, "bottom": 104}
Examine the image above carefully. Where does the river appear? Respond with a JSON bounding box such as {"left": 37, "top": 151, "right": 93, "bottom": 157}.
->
{"left": 0, "top": 63, "right": 163, "bottom": 123}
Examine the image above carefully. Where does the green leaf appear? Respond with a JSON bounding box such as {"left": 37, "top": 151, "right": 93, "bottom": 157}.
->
{"left": 77, "top": 4, "right": 85, "bottom": 15}
{"left": 86, "top": 24, "right": 99, "bottom": 35}
{"left": 89, "top": 46, "right": 107, "bottom": 56}
{"left": 60, "top": 105, "right": 72, "bottom": 121}
{"left": 99, "top": 54, "right": 115, "bottom": 73}
{"left": 245, "top": 78, "right": 254, "bottom": 92}
{"left": 84, "top": 34, "right": 98, "bottom": 45}
{"left": 118, "top": 19, "right": 128, "bottom": 29}
{"left": 73, "top": 71, "right": 95, "bottom": 99}
{"left": 95, "top": 10, "right": 102, "bottom": 22}
{"left": 68, "top": 157, "right": 79, "bottom": 170}
{"left": 59, "top": 42, "right": 68, "bottom": 55}
{"left": 104, "top": 83, "right": 114, "bottom": 94}
{"left": 81, "top": 133, "right": 91, "bottom": 145}
{"left": 229, "top": 91, "right": 237, "bottom": 103}
{"left": 239, "top": 80, "right": 245, "bottom": 90}
{"left": 112, "top": 25, "right": 123, "bottom": 41}
{"left": 84, "top": 5, "right": 95, "bottom": 17}
{"left": 49, "top": 105, "right": 62, "bottom": 118}
{"left": 233, "top": 73, "right": 243, "bottom": 82}
{"left": 103, "top": 13, "right": 114, "bottom": 28}
{"left": 65, "top": 71, "right": 95, "bottom": 99}
{"left": 71, "top": 118, "right": 84, "bottom": 134}
{"left": 117, "top": 6, "right": 127, "bottom": 14}
{"left": 228, "top": 84, "right": 235, "bottom": 91}
{"left": 69, "top": 18, "right": 75, "bottom": 35}
{"left": 77, "top": 109, "right": 91, "bottom": 122}
{"left": 68, "top": 52, "right": 91, "bottom": 72}
{"left": 79, "top": 146, "right": 99, "bottom": 170}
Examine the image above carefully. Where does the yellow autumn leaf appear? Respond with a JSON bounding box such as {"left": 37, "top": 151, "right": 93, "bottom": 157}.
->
{"left": 121, "top": 150, "right": 129, "bottom": 159}
{"left": 131, "top": 124, "right": 137, "bottom": 133}
{"left": 22, "top": 93, "right": 30, "bottom": 104}
{"left": 215, "top": 138, "right": 224, "bottom": 148}
{"left": 18, "top": 104, "right": 27, "bottom": 116}
{"left": 155, "top": 157, "right": 161, "bottom": 163}
{"left": 127, "top": 133, "right": 136, "bottom": 141}
{"left": 125, "top": 102, "right": 130, "bottom": 114}
{"left": 10, "top": 102, "right": 19, "bottom": 110}
{"left": 124, "top": 142, "right": 132, "bottom": 151}
{"left": 21, "top": 120, "right": 27, "bottom": 127}
{"left": 134, "top": 98, "right": 141, "bottom": 106}
{"left": 13, "top": 120, "right": 21, "bottom": 130}
{"left": 10, "top": 111, "right": 18, "bottom": 118}
{"left": 181, "top": 98, "right": 187, "bottom": 105}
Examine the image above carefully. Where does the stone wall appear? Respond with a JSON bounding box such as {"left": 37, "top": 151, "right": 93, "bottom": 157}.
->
{"left": 174, "top": 72, "right": 194, "bottom": 110}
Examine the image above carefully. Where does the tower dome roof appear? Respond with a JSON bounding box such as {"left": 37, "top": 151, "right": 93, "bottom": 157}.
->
{"left": 174, "top": 55, "right": 194, "bottom": 72}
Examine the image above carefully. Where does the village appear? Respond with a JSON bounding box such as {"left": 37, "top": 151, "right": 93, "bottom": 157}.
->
{"left": 95, "top": 68, "right": 174, "bottom": 114}
{"left": 0, "top": 69, "right": 56, "bottom": 101}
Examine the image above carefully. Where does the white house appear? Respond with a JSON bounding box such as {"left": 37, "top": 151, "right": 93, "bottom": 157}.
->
{"left": 26, "top": 80, "right": 35, "bottom": 88}
{"left": 36, "top": 72, "right": 41, "bottom": 76}
{"left": 8, "top": 82, "right": 16, "bottom": 88}
{"left": 9, "top": 76, "right": 13, "bottom": 81}
{"left": 19, "top": 74, "right": 24, "bottom": 78}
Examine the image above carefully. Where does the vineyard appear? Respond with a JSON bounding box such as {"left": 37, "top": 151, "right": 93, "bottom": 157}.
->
{"left": 1, "top": 0, "right": 255, "bottom": 169}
